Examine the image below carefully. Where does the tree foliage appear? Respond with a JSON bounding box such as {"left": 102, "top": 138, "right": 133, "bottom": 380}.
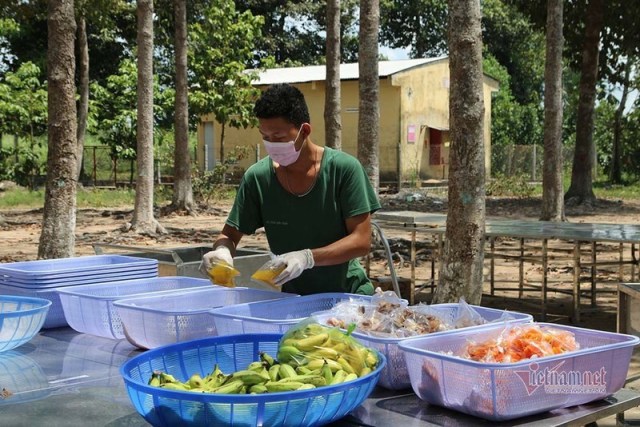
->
{"left": 93, "top": 58, "right": 174, "bottom": 165}
{"left": 188, "top": 0, "right": 262, "bottom": 162}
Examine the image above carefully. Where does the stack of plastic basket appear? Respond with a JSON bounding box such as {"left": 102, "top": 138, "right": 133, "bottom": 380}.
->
{"left": 0, "top": 255, "right": 158, "bottom": 328}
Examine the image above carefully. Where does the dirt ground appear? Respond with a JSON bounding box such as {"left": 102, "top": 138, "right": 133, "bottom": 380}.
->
{"left": 1, "top": 189, "right": 639, "bottom": 333}
{"left": 3, "top": 189, "right": 640, "bottom": 417}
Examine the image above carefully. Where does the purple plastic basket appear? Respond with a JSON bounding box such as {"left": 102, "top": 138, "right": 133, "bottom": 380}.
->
{"left": 398, "top": 322, "right": 640, "bottom": 421}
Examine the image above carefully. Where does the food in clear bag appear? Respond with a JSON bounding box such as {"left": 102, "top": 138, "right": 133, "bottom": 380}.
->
{"left": 463, "top": 324, "right": 579, "bottom": 363}
{"left": 206, "top": 261, "right": 240, "bottom": 287}
{"left": 250, "top": 257, "right": 286, "bottom": 289}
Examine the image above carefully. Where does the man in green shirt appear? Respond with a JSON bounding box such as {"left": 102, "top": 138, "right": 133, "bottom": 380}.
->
{"left": 200, "top": 83, "right": 380, "bottom": 295}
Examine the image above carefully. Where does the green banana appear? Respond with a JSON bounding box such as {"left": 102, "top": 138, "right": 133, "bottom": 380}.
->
{"left": 359, "top": 367, "right": 372, "bottom": 377}
{"left": 306, "top": 358, "right": 342, "bottom": 372}
{"left": 265, "top": 381, "right": 305, "bottom": 392}
{"left": 268, "top": 364, "right": 281, "bottom": 382}
{"left": 296, "top": 366, "right": 312, "bottom": 375}
{"left": 247, "top": 361, "right": 265, "bottom": 372}
{"left": 188, "top": 374, "right": 205, "bottom": 389}
{"left": 279, "top": 375, "right": 326, "bottom": 386}
{"left": 326, "top": 341, "right": 346, "bottom": 353}
{"left": 278, "top": 363, "right": 297, "bottom": 379}
{"left": 161, "top": 382, "right": 190, "bottom": 391}
{"left": 342, "top": 348, "right": 364, "bottom": 376}
{"left": 294, "top": 333, "right": 329, "bottom": 351}
{"left": 344, "top": 373, "right": 358, "bottom": 382}
{"left": 158, "top": 372, "right": 179, "bottom": 384}
{"left": 321, "top": 360, "right": 333, "bottom": 385}
{"left": 211, "top": 380, "right": 245, "bottom": 394}
{"left": 365, "top": 351, "right": 378, "bottom": 368}
{"left": 303, "top": 323, "right": 325, "bottom": 335}
{"left": 204, "top": 365, "right": 226, "bottom": 386}
{"left": 297, "top": 383, "right": 316, "bottom": 390}
{"left": 231, "top": 370, "right": 269, "bottom": 386}
{"left": 260, "top": 352, "right": 276, "bottom": 367}
{"left": 249, "top": 384, "right": 268, "bottom": 394}
{"left": 336, "top": 356, "right": 356, "bottom": 374}
{"left": 307, "top": 346, "right": 339, "bottom": 360}
{"left": 148, "top": 372, "right": 161, "bottom": 387}
{"left": 330, "top": 369, "right": 347, "bottom": 385}
{"left": 277, "top": 345, "right": 304, "bottom": 365}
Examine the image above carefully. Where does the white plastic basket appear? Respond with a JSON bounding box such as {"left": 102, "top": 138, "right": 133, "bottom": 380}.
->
{"left": 113, "top": 287, "right": 297, "bottom": 349}
{"left": 57, "top": 277, "right": 211, "bottom": 339}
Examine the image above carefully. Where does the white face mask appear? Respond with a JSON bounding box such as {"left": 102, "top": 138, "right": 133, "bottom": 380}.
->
{"left": 262, "top": 127, "right": 303, "bottom": 167}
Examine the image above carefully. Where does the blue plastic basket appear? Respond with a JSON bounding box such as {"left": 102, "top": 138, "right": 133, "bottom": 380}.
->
{"left": 57, "top": 277, "right": 212, "bottom": 339}
{"left": 0, "top": 295, "right": 51, "bottom": 352}
{"left": 120, "top": 333, "right": 385, "bottom": 427}
{"left": 314, "top": 303, "right": 533, "bottom": 390}
{"left": 0, "top": 255, "right": 158, "bottom": 282}
{"left": 114, "top": 287, "right": 298, "bottom": 349}
{"left": 398, "top": 322, "right": 640, "bottom": 421}
{"left": 209, "top": 293, "right": 374, "bottom": 336}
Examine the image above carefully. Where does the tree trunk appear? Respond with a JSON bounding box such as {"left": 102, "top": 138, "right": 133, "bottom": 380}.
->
{"left": 433, "top": 0, "right": 486, "bottom": 305}
{"left": 610, "top": 60, "right": 631, "bottom": 184}
{"left": 324, "top": 0, "right": 342, "bottom": 150}
{"left": 540, "top": 0, "right": 565, "bottom": 222}
{"left": 38, "top": 0, "right": 78, "bottom": 259}
{"left": 357, "top": 0, "right": 380, "bottom": 193}
{"left": 171, "top": 0, "right": 195, "bottom": 213}
{"left": 565, "top": 0, "right": 603, "bottom": 206}
{"left": 75, "top": 13, "right": 89, "bottom": 181}
{"left": 130, "top": 0, "right": 165, "bottom": 235}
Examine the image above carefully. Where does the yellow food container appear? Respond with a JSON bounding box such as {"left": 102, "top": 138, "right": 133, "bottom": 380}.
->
{"left": 207, "top": 261, "right": 240, "bottom": 287}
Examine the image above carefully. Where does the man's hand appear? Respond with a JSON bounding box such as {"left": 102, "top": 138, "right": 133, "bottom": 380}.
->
{"left": 199, "top": 246, "right": 233, "bottom": 276}
{"left": 273, "top": 249, "right": 315, "bottom": 286}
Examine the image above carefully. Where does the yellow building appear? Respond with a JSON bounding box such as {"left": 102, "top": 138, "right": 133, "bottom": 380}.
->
{"left": 197, "top": 57, "right": 499, "bottom": 185}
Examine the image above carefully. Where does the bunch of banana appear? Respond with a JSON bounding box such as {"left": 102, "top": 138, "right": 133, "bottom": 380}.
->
{"left": 147, "top": 351, "right": 331, "bottom": 394}
{"left": 277, "top": 322, "right": 379, "bottom": 378}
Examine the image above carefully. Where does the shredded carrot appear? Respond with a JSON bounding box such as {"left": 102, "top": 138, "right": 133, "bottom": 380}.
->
{"left": 464, "top": 325, "right": 578, "bottom": 363}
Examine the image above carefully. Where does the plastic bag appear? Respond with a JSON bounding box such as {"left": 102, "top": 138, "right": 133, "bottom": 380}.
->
{"left": 452, "top": 298, "right": 487, "bottom": 329}
{"left": 206, "top": 260, "right": 240, "bottom": 287}
{"left": 251, "top": 255, "right": 286, "bottom": 290}
{"left": 277, "top": 319, "right": 379, "bottom": 376}
{"left": 463, "top": 324, "right": 579, "bottom": 363}
{"left": 314, "top": 298, "right": 369, "bottom": 329}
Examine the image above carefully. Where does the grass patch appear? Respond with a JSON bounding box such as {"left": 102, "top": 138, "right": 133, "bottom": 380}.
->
{"left": 593, "top": 181, "right": 640, "bottom": 200}
{"left": 0, "top": 188, "right": 45, "bottom": 208}
{"left": 0, "top": 187, "right": 174, "bottom": 209}
{"left": 76, "top": 188, "right": 137, "bottom": 208}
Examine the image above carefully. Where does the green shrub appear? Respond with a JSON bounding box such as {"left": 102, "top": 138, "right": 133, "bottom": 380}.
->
{"left": 486, "top": 173, "right": 535, "bottom": 198}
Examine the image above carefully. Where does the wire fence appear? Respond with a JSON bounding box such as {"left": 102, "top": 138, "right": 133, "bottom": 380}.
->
{"left": 78, "top": 143, "right": 583, "bottom": 188}
{"left": 491, "top": 144, "right": 577, "bottom": 180}
{"left": 79, "top": 146, "right": 178, "bottom": 187}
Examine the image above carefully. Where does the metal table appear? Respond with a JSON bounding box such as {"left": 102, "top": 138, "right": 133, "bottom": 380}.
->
{"left": 2, "top": 328, "right": 640, "bottom": 426}
{"left": 374, "top": 211, "right": 640, "bottom": 322}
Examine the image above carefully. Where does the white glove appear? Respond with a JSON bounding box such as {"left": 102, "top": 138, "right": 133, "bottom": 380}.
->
{"left": 273, "top": 249, "right": 315, "bottom": 286}
{"left": 199, "top": 246, "right": 233, "bottom": 276}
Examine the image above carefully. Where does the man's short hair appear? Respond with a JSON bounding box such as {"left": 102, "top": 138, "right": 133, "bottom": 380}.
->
{"left": 254, "top": 83, "right": 310, "bottom": 127}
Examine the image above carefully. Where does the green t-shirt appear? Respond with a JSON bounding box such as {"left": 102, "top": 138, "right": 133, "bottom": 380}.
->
{"left": 226, "top": 147, "right": 381, "bottom": 295}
